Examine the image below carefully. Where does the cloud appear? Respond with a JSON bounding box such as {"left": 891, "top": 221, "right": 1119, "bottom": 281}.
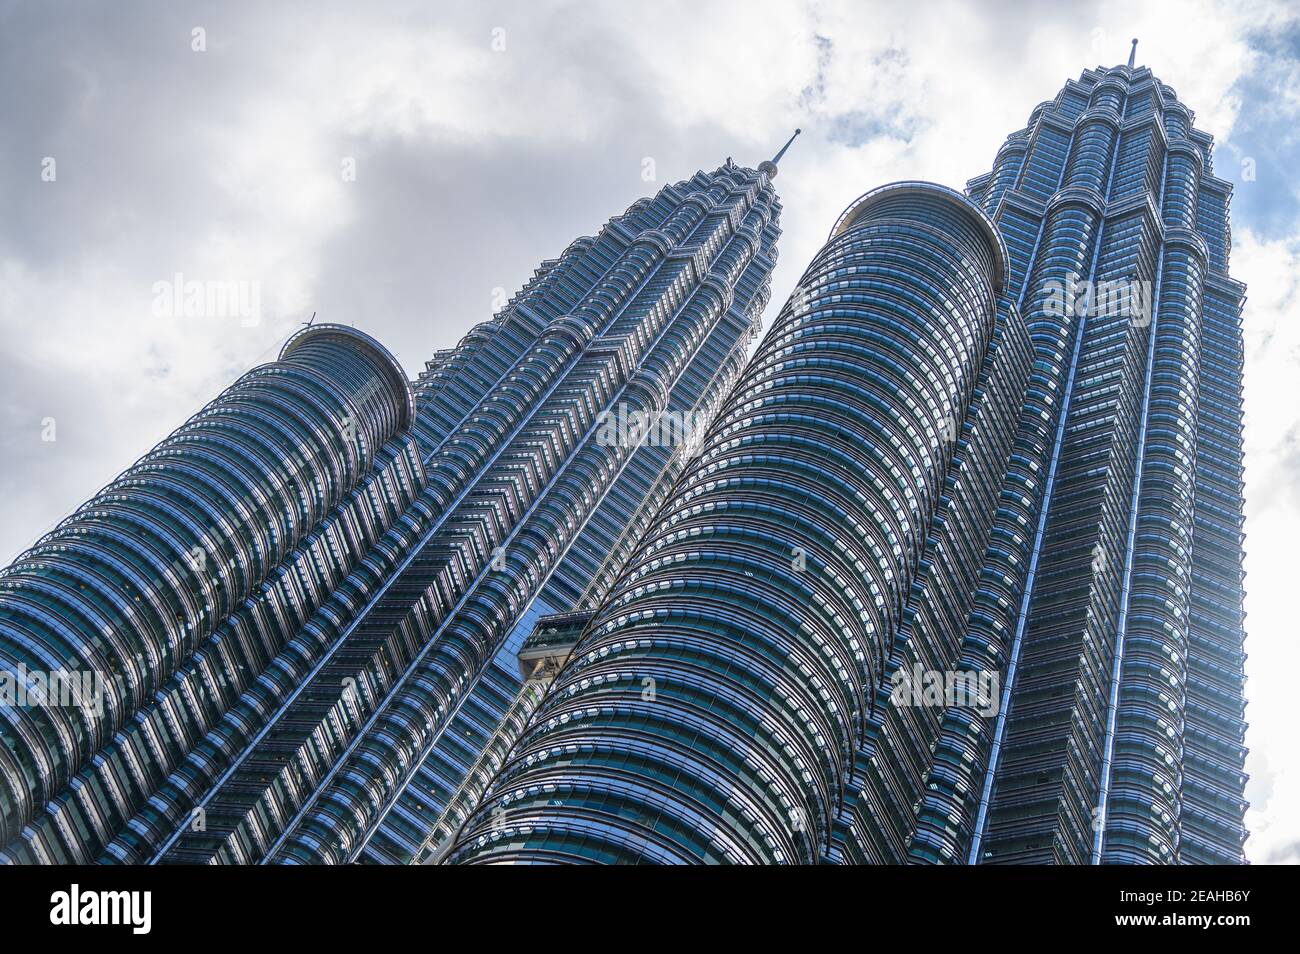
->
{"left": 1263, "top": 838, "right": 1300, "bottom": 864}
{"left": 1235, "top": 227, "right": 1300, "bottom": 864}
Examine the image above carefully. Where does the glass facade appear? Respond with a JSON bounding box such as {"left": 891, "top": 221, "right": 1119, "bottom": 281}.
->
{"left": 0, "top": 325, "right": 421, "bottom": 861}
{"left": 1, "top": 58, "right": 1248, "bottom": 867}
{"left": 963, "top": 64, "right": 1247, "bottom": 866}
{"left": 449, "top": 60, "right": 1248, "bottom": 865}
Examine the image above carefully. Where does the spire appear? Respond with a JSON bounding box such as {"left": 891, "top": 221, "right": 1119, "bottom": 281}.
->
{"left": 1128, "top": 38, "right": 1138, "bottom": 69}
{"left": 758, "top": 128, "right": 801, "bottom": 179}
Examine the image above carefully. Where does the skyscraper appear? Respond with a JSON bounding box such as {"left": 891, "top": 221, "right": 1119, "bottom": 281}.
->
{"left": 0, "top": 155, "right": 782, "bottom": 864}
{"left": 963, "top": 51, "right": 1248, "bottom": 868}
{"left": 448, "top": 50, "right": 1248, "bottom": 865}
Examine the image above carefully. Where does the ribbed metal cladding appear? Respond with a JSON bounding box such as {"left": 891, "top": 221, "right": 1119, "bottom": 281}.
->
{"left": 0, "top": 324, "right": 413, "bottom": 845}
{"left": 447, "top": 182, "right": 1007, "bottom": 864}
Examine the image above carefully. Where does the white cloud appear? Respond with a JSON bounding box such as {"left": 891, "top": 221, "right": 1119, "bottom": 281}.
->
{"left": 1234, "top": 227, "right": 1300, "bottom": 862}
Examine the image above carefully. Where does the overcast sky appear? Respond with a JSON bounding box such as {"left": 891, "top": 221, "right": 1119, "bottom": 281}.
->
{"left": 1, "top": 0, "right": 1296, "bottom": 863}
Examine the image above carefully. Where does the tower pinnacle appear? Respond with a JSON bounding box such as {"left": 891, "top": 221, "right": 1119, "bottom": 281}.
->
{"left": 758, "top": 128, "right": 801, "bottom": 179}
{"left": 1128, "top": 37, "right": 1138, "bottom": 69}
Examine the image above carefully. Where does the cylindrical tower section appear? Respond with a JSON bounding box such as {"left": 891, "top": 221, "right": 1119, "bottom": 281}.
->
{"left": 448, "top": 182, "right": 1006, "bottom": 864}
{"left": 1161, "top": 141, "right": 1203, "bottom": 232}
{"left": 1101, "top": 228, "right": 1207, "bottom": 863}
{"left": 982, "top": 136, "right": 1028, "bottom": 215}
{"left": 0, "top": 323, "right": 413, "bottom": 844}
{"left": 1064, "top": 113, "right": 1120, "bottom": 197}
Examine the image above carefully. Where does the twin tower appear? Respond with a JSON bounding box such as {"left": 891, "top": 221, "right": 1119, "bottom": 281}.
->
{"left": 0, "top": 59, "right": 1248, "bottom": 865}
